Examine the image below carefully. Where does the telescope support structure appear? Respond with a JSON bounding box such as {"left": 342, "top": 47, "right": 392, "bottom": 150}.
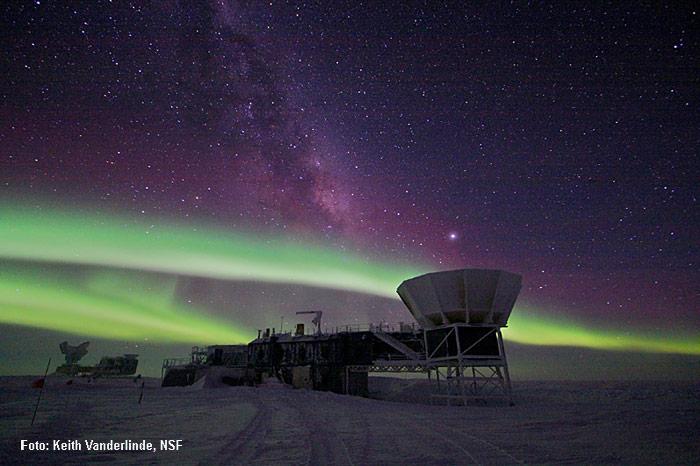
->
{"left": 424, "top": 324, "right": 513, "bottom": 405}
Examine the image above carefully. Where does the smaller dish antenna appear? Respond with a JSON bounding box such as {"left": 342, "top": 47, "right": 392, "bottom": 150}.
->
{"left": 59, "top": 341, "right": 90, "bottom": 365}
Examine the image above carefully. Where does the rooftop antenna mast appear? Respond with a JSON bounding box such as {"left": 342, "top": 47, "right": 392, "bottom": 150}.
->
{"left": 295, "top": 311, "right": 323, "bottom": 335}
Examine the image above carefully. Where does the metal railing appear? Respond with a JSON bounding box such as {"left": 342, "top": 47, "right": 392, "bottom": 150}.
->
{"left": 160, "top": 357, "right": 191, "bottom": 379}
{"left": 263, "top": 321, "right": 420, "bottom": 338}
{"left": 321, "top": 321, "right": 419, "bottom": 335}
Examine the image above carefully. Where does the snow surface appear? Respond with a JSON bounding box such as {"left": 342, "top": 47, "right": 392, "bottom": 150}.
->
{"left": 1, "top": 375, "right": 698, "bottom": 465}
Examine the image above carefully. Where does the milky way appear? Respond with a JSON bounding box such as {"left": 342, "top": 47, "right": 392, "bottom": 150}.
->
{"left": 1, "top": 2, "right": 698, "bottom": 375}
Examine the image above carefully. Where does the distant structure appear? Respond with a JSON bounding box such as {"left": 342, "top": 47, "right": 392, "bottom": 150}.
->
{"left": 162, "top": 268, "right": 522, "bottom": 406}
{"left": 59, "top": 341, "right": 90, "bottom": 365}
{"left": 56, "top": 341, "right": 139, "bottom": 377}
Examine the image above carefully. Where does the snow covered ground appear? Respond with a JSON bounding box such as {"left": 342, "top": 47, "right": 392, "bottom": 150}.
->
{"left": 1, "top": 375, "right": 698, "bottom": 465}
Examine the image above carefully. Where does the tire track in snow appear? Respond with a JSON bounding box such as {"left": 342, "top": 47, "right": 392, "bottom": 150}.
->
{"left": 311, "top": 395, "right": 477, "bottom": 465}
{"left": 403, "top": 410, "right": 524, "bottom": 465}
{"left": 203, "top": 387, "right": 522, "bottom": 465}
{"left": 323, "top": 396, "right": 522, "bottom": 465}
{"left": 439, "top": 424, "right": 524, "bottom": 465}
{"left": 292, "top": 392, "right": 354, "bottom": 466}
{"left": 208, "top": 396, "right": 270, "bottom": 466}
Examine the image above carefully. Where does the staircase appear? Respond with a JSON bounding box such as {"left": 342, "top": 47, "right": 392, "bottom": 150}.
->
{"left": 371, "top": 330, "right": 423, "bottom": 361}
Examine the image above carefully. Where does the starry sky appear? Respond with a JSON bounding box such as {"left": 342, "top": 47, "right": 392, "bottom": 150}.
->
{"left": 1, "top": 2, "right": 698, "bottom": 378}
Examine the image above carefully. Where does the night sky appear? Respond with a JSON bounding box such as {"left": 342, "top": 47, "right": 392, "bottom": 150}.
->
{"left": 1, "top": 2, "right": 698, "bottom": 377}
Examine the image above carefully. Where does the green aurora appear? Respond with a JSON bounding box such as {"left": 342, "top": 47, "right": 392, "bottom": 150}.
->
{"left": 0, "top": 269, "right": 248, "bottom": 344}
{"left": 0, "top": 206, "right": 698, "bottom": 355}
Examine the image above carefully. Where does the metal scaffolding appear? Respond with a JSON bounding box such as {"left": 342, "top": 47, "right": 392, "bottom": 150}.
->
{"left": 424, "top": 324, "right": 513, "bottom": 405}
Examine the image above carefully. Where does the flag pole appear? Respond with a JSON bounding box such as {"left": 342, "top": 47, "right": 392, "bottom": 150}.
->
{"left": 31, "top": 357, "right": 51, "bottom": 426}
{"left": 138, "top": 380, "right": 145, "bottom": 404}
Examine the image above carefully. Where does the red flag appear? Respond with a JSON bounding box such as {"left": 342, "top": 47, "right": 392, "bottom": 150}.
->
{"left": 31, "top": 378, "right": 45, "bottom": 388}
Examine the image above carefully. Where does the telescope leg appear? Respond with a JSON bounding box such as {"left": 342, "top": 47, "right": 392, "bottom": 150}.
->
{"left": 497, "top": 329, "right": 514, "bottom": 406}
